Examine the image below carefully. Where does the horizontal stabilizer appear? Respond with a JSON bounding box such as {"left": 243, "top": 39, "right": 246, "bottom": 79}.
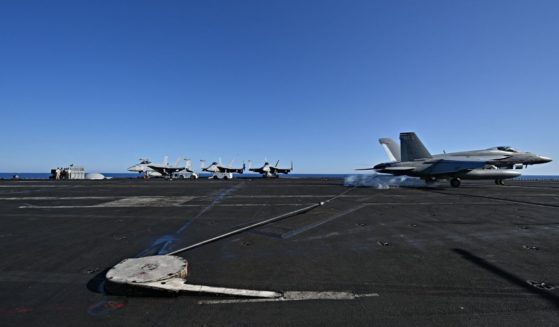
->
{"left": 383, "top": 167, "right": 415, "bottom": 172}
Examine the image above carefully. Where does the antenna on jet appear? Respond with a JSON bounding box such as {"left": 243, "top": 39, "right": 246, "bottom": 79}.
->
{"left": 275, "top": 160, "right": 280, "bottom": 167}
{"left": 247, "top": 160, "right": 252, "bottom": 170}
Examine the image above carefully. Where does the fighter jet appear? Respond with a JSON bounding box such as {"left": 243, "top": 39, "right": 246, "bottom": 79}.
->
{"left": 127, "top": 158, "right": 163, "bottom": 178}
{"left": 148, "top": 157, "right": 198, "bottom": 180}
{"left": 379, "top": 136, "right": 552, "bottom": 169}
{"left": 201, "top": 160, "right": 245, "bottom": 179}
{"left": 249, "top": 160, "right": 293, "bottom": 178}
{"left": 364, "top": 132, "right": 534, "bottom": 187}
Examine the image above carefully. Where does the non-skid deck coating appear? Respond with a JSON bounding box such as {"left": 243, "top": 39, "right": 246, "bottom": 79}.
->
{"left": 0, "top": 178, "right": 558, "bottom": 326}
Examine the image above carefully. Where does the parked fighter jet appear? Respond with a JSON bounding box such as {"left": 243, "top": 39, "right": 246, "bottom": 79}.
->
{"left": 127, "top": 158, "right": 163, "bottom": 178}
{"left": 364, "top": 132, "right": 537, "bottom": 187}
{"left": 379, "top": 136, "right": 552, "bottom": 169}
{"left": 201, "top": 160, "right": 245, "bottom": 179}
{"left": 249, "top": 160, "right": 293, "bottom": 178}
{"left": 148, "top": 157, "right": 198, "bottom": 180}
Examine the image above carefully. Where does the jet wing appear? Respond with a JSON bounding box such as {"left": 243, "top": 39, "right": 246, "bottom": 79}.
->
{"left": 424, "top": 160, "right": 487, "bottom": 175}
{"left": 148, "top": 165, "right": 189, "bottom": 175}
{"left": 222, "top": 167, "right": 244, "bottom": 173}
{"left": 439, "top": 155, "right": 510, "bottom": 162}
{"left": 270, "top": 167, "right": 291, "bottom": 174}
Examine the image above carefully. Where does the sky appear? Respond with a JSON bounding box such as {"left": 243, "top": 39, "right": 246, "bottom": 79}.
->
{"left": 0, "top": 0, "right": 558, "bottom": 174}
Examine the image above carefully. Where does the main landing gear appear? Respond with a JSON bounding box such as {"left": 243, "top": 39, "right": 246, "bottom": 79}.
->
{"left": 494, "top": 179, "right": 505, "bottom": 185}
{"left": 450, "top": 178, "right": 461, "bottom": 188}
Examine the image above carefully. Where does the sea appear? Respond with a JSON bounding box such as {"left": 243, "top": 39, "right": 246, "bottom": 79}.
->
{"left": 0, "top": 173, "right": 558, "bottom": 181}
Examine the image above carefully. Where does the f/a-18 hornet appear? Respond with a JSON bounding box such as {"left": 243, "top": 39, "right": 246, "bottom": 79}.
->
{"left": 379, "top": 136, "right": 551, "bottom": 169}
{"left": 128, "top": 157, "right": 198, "bottom": 179}
{"left": 249, "top": 160, "right": 293, "bottom": 178}
{"left": 201, "top": 159, "right": 245, "bottom": 179}
{"left": 148, "top": 157, "right": 198, "bottom": 179}
{"left": 365, "top": 132, "right": 551, "bottom": 187}
{"left": 128, "top": 158, "right": 162, "bottom": 178}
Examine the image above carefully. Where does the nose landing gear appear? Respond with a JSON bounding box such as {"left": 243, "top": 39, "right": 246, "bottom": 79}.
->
{"left": 450, "top": 178, "right": 461, "bottom": 188}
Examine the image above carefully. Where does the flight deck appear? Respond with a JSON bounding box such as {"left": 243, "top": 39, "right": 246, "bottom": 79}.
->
{"left": 0, "top": 178, "right": 558, "bottom": 326}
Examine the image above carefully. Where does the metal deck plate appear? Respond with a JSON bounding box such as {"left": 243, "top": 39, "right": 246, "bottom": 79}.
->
{"left": 106, "top": 255, "right": 188, "bottom": 284}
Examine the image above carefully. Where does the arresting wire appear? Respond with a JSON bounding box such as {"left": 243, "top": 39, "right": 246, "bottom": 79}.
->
{"left": 167, "top": 187, "right": 355, "bottom": 256}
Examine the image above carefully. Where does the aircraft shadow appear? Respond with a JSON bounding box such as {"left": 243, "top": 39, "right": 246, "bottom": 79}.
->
{"left": 453, "top": 248, "right": 559, "bottom": 310}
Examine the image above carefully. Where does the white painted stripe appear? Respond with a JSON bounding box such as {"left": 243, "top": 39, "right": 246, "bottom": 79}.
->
{"left": 198, "top": 291, "right": 379, "bottom": 304}
{"left": 2, "top": 195, "right": 363, "bottom": 201}
{"left": 19, "top": 203, "right": 311, "bottom": 209}
{"left": 139, "top": 279, "right": 282, "bottom": 298}
{"left": 0, "top": 185, "right": 72, "bottom": 188}
{"left": 0, "top": 196, "right": 119, "bottom": 200}
{"left": 224, "top": 195, "right": 363, "bottom": 198}
{"left": 362, "top": 202, "right": 500, "bottom": 205}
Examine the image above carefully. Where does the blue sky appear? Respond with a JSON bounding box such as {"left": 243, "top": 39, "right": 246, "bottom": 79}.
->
{"left": 0, "top": 0, "right": 557, "bottom": 174}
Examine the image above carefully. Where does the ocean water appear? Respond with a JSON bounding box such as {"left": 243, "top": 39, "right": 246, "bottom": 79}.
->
{"left": 0, "top": 172, "right": 349, "bottom": 180}
{"left": 0, "top": 172, "right": 558, "bottom": 181}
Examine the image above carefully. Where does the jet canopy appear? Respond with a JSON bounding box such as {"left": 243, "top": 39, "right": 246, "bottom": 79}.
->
{"left": 496, "top": 146, "right": 518, "bottom": 153}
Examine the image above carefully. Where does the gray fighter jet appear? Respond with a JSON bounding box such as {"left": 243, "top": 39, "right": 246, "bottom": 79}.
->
{"left": 148, "top": 157, "right": 198, "bottom": 179}
{"left": 128, "top": 158, "right": 163, "bottom": 178}
{"left": 249, "top": 160, "right": 293, "bottom": 178}
{"left": 365, "top": 132, "right": 551, "bottom": 187}
{"left": 379, "top": 135, "right": 552, "bottom": 169}
{"left": 201, "top": 160, "right": 245, "bottom": 180}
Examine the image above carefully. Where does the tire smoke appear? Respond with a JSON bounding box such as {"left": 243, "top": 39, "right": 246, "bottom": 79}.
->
{"left": 344, "top": 174, "right": 434, "bottom": 189}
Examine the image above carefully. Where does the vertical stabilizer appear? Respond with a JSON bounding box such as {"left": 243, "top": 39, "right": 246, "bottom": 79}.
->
{"left": 400, "top": 132, "right": 432, "bottom": 161}
{"left": 378, "top": 138, "right": 401, "bottom": 161}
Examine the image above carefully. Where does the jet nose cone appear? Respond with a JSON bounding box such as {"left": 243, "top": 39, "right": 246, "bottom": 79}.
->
{"left": 539, "top": 156, "right": 552, "bottom": 163}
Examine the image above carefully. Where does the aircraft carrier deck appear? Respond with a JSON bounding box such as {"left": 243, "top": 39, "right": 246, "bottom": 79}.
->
{"left": 1, "top": 178, "right": 558, "bottom": 326}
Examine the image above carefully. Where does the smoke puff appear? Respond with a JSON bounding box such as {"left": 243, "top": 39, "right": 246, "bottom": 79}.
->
{"left": 344, "top": 174, "right": 433, "bottom": 189}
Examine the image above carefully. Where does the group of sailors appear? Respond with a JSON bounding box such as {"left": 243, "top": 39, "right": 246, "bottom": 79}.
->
{"left": 51, "top": 167, "right": 69, "bottom": 180}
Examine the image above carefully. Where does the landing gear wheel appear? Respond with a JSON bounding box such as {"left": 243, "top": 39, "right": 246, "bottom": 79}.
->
{"left": 498, "top": 179, "right": 505, "bottom": 185}
{"left": 450, "top": 178, "right": 461, "bottom": 188}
